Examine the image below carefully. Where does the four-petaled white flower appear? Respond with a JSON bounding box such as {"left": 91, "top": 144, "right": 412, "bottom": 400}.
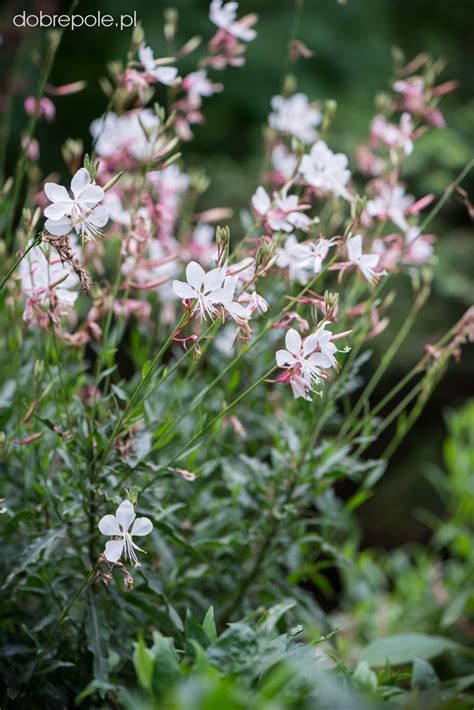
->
{"left": 251, "top": 186, "right": 313, "bottom": 233}
{"left": 173, "top": 261, "right": 229, "bottom": 319}
{"left": 98, "top": 499, "right": 153, "bottom": 567}
{"left": 366, "top": 184, "right": 414, "bottom": 232}
{"left": 276, "top": 235, "right": 314, "bottom": 284}
{"left": 300, "top": 140, "right": 351, "bottom": 200}
{"left": 268, "top": 94, "right": 321, "bottom": 144}
{"left": 346, "top": 234, "right": 382, "bottom": 285}
{"left": 138, "top": 43, "right": 179, "bottom": 86}
{"left": 44, "top": 168, "right": 109, "bottom": 241}
{"left": 276, "top": 328, "right": 333, "bottom": 391}
{"left": 210, "top": 0, "right": 257, "bottom": 41}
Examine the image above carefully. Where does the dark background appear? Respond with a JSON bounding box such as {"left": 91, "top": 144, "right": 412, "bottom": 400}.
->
{"left": 1, "top": 0, "right": 473, "bottom": 546}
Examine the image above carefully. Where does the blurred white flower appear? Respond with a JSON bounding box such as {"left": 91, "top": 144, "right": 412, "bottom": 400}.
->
{"left": 300, "top": 140, "right": 351, "bottom": 199}
{"left": 346, "top": 234, "right": 382, "bottom": 284}
{"left": 269, "top": 93, "right": 321, "bottom": 144}
{"left": 138, "top": 43, "right": 179, "bottom": 85}
{"left": 210, "top": 0, "right": 257, "bottom": 41}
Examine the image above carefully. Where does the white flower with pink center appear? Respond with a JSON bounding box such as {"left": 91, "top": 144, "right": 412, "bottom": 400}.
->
{"left": 251, "top": 185, "right": 313, "bottom": 233}
{"left": 173, "top": 261, "right": 229, "bottom": 319}
{"left": 366, "top": 184, "right": 414, "bottom": 232}
{"left": 210, "top": 0, "right": 257, "bottom": 41}
{"left": 138, "top": 43, "right": 179, "bottom": 85}
{"left": 276, "top": 328, "right": 333, "bottom": 396}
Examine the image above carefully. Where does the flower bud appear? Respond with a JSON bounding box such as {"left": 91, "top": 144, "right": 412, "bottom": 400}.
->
{"left": 164, "top": 8, "right": 178, "bottom": 44}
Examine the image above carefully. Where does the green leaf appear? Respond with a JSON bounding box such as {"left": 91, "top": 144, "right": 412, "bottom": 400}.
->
{"left": 202, "top": 606, "right": 217, "bottom": 643}
{"left": 361, "top": 633, "right": 459, "bottom": 667}
{"left": 85, "top": 591, "right": 109, "bottom": 685}
{"left": 185, "top": 609, "right": 211, "bottom": 656}
{"left": 133, "top": 634, "right": 154, "bottom": 691}
{"left": 150, "top": 632, "right": 181, "bottom": 699}
{"left": 2, "top": 526, "right": 67, "bottom": 589}
{"left": 411, "top": 657, "right": 439, "bottom": 689}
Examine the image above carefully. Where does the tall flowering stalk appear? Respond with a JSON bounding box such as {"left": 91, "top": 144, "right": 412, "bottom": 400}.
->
{"left": 0, "top": 2, "right": 472, "bottom": 703}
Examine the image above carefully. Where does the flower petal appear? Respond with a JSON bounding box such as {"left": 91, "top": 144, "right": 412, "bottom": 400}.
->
{"left": 285, "top": 328, "right": 301, "bottom": 355}
{"left": 45, "top": 217, "right": 72, "bottom": 236}
{"left": 115, "top": 499, "right": 136, "bottom": 532}
{"left": 44, "top": 183, "right": 70, "bottom": 203}
{"left": 70, "top": 168, "right": 91, "bottom": 198}
{"left": 347, "top": 235, "right": 362, "bottom": 262}
{"left": 302, "top": 333, "right": 320, "bottom": 356}
{"left": 131, "top": 517, "right": 153, "bottom": 536}
{"left": 276, "top": 349, "right": 296, "bottom": 367}
{"left": 173, "top": 280, "right": 197, "bottom": 300}
{"left": 44, "top": 202, "right": 70, "bottom": 219}
{"left": 88, "top": 204, "right": 109, "bottom": 228}
{"left": 104, "top": 539, "right": 124, "bottom": 563}
{"left": 203, "top": 267, "right": 225, "bottom": 292}
{"left": 78, "top": 184, "right": 105, "bottom": 205}
{"left": 186, "top": 261, "right": 205, "bottom": 290}
{"left": 98, "top": 514, "right": 121, "bottom": 536}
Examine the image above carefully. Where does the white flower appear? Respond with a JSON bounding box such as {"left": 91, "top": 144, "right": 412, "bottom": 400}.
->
{"left": 300, "top": 140, "right": 351, "bottom": 199}
{"left": 44, "top": 168, "right": 109, "bottom": 241}
{"left": 346, "top": 234, "right": 382, "bottom": 284}
{"left": 90, "top": 110, "right": 161, "bottom": 160}
{"left": 98, "top": 499, "right": 153, "bottom": 567}
{"left": 173, "top": 261, "right": 229, "bottom": 319}
{"left": 312, "top": 326, "right": 338, "bottom": 367}
{"left": 269, "top": 94, "right": 321, "bottom": 144}
{"left": 366, "top": 184, "right": 413, "bottom": 232}
{"left": 19, "top": 245, "right": 79, "bottom": 312}
{"left": 276, "top": 328, "right": 333, "bottom": 386}
{"left": 210, "top": 0, "right": 257, "bottom": 41}
{"left": 103, "top": 192, "right": 132, "bottom": 227}
{"left": 251, "top": 185, "right": 313, "bottom": 233}
{"left": 308, "top": 237, "right": 335, "bottom": 273}
{"left": 271, "top": 144, "right": 298, "bottom": 180}
{"left": 138, "top": 43, "right": 179, "bottom": 85}
{"left": 276, "top": 235, "right": 313, "bottom": 284}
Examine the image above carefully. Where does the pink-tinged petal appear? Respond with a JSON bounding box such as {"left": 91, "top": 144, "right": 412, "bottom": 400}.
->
{"left": 347, "top": 235, "right": 362, "bottom": 262}
{"left": 44, "top": 202, "right": 70, "bottom": 219}
{"left": 302, "top": 333, "right": 320, "bottom": 356}
{"left": 203, "top": 267, "right": 225, "bottom": 292}
{"left": 44, "top": 183, "right": 70, "bottom": 203}
{"left": 276, "top": 349, "right": 296, "bottom": 367}
{"left": 70, "top": 168, "right": 91, "bottom": 198}
{"left": 154, "top": 67, "right": 178, "bottom": 86}
{"left": 89, "top": 205, "right": 109, "bottom": 228}
{"left": 186, "top": 261, "right": 205, "bottom": 290}
{"left": 307, "top": 352, "right": 332, "bottom": 369}
{"left": 173, "top": 280, "right": 197, "bottom": 299}
{"left": 98, "top": 514, "right": 121, "bottom": 536}
{"left": 285, "top": 328, "right": 301, "bottom": 355}
{"left": 78, "top": 184, "right": 104, "bottom": 205}
{"left": 251, "top": 186, "right": 271, "bottom": 215}
{"left": 45, "top": 217, "right": 72, "bottom": 236}
{"left": 361, "top": 254, "right": 379, "bottom": 269}
{"left": 115, "top": 499, "right": 136, "bottom": 532}
{"left": 131, "top": 517, "right": 153, "bottom": 536}
{"left": 104, "top": 539, "right": 124, "bottom": 563}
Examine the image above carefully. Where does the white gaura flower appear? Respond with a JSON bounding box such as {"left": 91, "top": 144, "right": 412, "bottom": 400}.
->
{"left": 276, "top": 328, "right": 333, "bottom": 388}
{"left": 346, "top": 234, "right": 382, "bottom": 285}
{"left": 276, "top": 235, "right": 313, "bottom": 284}
{"left": 251, "top": 186, "right": 313, "bottom": 233}
{"left": 210, "top": 0, "right": 257, "bottom": 41}
{"left": 366, "top": 184, "right": 414, "bottom": 232}
{"left": 138, "top": 43, "right": 179, "bottom": 86}
{"left": 90, "top": 110, "right": 161, "bottom": 160}
{"left": 269, "top": 94, "right": 321, "bottom": 144}
{"left": 300, "top": 140, "right": 351, "bottom": 200}
{"left": 173, "top": 261, "right": 229, "bottom": 319}
{"left": 308, "top": 237, "right": 336, "bottom": 273}
{"left": 44, "top": 168, "right": 109, "bottom": 241}
{"left": 98, "top": 499, "right": 153, "bottom": 567}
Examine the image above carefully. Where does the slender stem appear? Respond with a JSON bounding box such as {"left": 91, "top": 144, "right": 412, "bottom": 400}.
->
{"left": 0, "top": 233, "right": 42, "bottom": 290}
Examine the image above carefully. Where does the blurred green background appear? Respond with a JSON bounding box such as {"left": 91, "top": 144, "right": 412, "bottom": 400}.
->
{"left": 1, "top": 0, "right": 473, "bottom": 548}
